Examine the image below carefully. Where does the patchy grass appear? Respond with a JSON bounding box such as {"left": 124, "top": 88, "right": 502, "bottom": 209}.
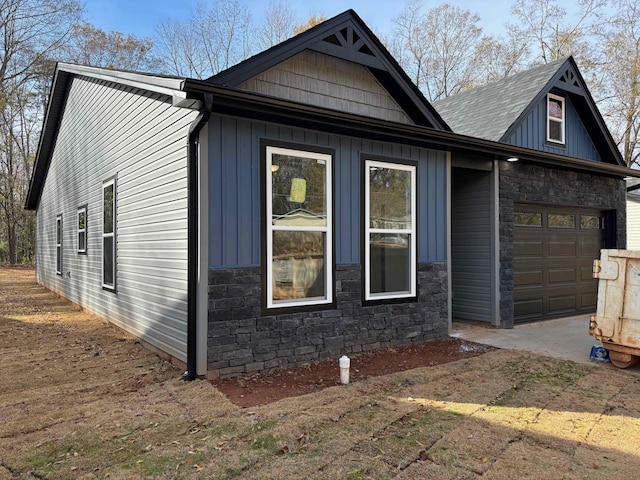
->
{"left": 3, "top": 267, "right": 640, "bottom": 479}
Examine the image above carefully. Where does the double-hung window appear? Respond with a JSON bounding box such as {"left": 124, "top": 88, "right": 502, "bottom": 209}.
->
{"left": 547, "top": 93, "right": 565, "bottom": 144}
{"left": 365, "top": 160, "right": 416, "bottom": 300}
{"left": 77, "top": 206, "right": 87, "bottom": 254}
{"left": 265, "top": 146, "right": 333, "bottom": 309}
{"left": 102, "top": 178, "right": 116, "bottom": 290}
{"left": 56, "top": 215, "right": 62, "bottom": 275}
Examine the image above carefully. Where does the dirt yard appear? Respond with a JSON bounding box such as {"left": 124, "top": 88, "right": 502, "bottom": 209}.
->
{"left": 3, "top": 267, "right": 640, "bottom": 479}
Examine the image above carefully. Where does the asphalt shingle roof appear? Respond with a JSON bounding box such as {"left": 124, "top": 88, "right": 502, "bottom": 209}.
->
{"left": 432, "top": 58, "right": 567, "bottom": 141}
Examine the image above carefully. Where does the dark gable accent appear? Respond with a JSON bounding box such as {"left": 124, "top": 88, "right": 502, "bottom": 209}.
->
{"left": 207, "top": 10, "right": 450, "bottom": 131}
{"left": 434, "top": 57, "right": 624, "bottom": 168}
{"left": 501, "top": 57, "right": 623, "bottom": 166}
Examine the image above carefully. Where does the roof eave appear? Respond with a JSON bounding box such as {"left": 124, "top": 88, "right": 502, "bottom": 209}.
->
{"left": 183, "top": 79, "right": 639, "bottom": 179}
{"left": 25, "top": 63, "right": 190, "bottom": 210}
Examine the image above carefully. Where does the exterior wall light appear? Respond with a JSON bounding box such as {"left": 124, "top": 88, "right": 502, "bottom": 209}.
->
{"left": 506, "top": 157, "right": 519, "bottom": 162}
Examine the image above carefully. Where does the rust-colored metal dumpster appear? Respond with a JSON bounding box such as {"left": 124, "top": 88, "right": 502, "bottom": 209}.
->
{"left": 591, "top": 249, "right": 640, "bottom": 368}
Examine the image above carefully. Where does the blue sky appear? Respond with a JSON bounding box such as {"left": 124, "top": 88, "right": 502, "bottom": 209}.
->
{"left": 82, "top": 0, "right": 513, "bottom": 41}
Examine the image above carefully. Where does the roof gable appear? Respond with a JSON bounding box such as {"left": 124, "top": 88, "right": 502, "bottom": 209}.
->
{"left": 208, "top": 10, "right": 449, "bottom": 130}
{"left": 432, "top": 59, "right": 565, "bottom": 141}
{"left": 433, "top": 57, "right": 624, "bottom": 166}
{"left": 237, "top": 50, "right": 414, "bottom": 125}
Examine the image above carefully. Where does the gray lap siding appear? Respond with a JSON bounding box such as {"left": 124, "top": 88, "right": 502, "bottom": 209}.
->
{"left": 35, "top": 76, "right": 198, "bottom": 363}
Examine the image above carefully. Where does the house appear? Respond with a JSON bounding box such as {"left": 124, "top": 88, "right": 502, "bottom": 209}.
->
{"left": 25, "top": 11, "right": 635, "bottom": 379}
{"left": 433, "top": 57, "right": 628, "bottom": 326}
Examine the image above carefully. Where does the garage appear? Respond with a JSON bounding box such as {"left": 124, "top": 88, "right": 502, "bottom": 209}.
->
{"left": 513, "top": 204, "right": 604, "bottom": 323}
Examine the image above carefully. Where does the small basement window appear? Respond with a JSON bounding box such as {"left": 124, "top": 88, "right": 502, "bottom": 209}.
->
{"left": 547, "top": 93, "right": 565, "bottom": 144}
{"left": 77, "top": 206, "right": 87, "bottom": 254}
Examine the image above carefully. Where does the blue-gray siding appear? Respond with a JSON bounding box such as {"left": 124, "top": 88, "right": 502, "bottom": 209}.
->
{"left": 506, "top": 95, "right": 601, "bottom": 161}
{"left": 35, "top": 75, "right": 198, "bottom": 362}
{"left": 451, "top": 168, "right": 492, "bottom": 321}
{"left": 208, "top": 115, "right": 448, "bottom": 268}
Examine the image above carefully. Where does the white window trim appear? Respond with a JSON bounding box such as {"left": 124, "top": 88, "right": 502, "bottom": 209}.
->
{"left": 102, "top": 178, "right": 116, "bottom": 290}
{"left": 56, "top": 214, "right": 62, "bottom": 275}
{"left": 265, "top": 146, "right": 333, "bottom": 309}
{"left": 364, "top": 160, "right": 417, "bottom": 301}
{"left": 77, "top": 206, "right": 87, "bottom": 254}
{"left": 546, "top": 93, "right": 565, "bottom": 144}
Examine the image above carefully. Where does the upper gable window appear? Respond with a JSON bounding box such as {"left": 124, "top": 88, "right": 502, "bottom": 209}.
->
{"left": 547, "top": 93, "right": 565, "bottom": 144}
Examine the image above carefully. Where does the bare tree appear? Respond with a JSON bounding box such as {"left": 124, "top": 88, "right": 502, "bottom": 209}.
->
{"left": 256, "top": 2, "right": 297, "bottom": 50}
{"left": 154, "top": 0, "right": 252, "bottom": 78}
{"left": 0, "top": 81, "right": 39, "bottom": 264}
{"left": 508, "top": 0, "right": 607, "bottom": 67}
{"left": 0, "top": 0, "right": 82, "bottom": 95}
{"left": 471, "top": 34, "right": 530, "bottom": 85}
{"left": 293, "top": 14, "right": 327, "bottom": 35}
{"left": 393, "top": 1, "right": 483, "bottom": 101}
{"left": 0, "top": 0, "right": 82, "bottom": 264}
{"left": 598, "top": 0, "right": 640, "bottom": 167}
{"left": 62, "top": 23, "right": 158, "bottom": 72}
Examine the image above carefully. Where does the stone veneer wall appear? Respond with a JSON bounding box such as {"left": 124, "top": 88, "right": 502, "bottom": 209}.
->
{"left": 498, "top": 161, "right": 626, "bottom": 327}
{"left": 207, "top": 263, "right": 448, "bottom": 378}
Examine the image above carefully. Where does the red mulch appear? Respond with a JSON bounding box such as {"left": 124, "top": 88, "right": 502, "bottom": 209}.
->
{"left": 212, "top": 338, "right": 495, "bottom": 407}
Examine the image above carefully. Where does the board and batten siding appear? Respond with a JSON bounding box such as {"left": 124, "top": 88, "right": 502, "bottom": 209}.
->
{"left": 627, "top": 196, "right": 640, "bottom": 250}
{"left": 208, "top": 114, "right": 448, "bottom": 268}
{"left": 506, "top": 94, "right": 601, "bottom": 162}
{"left": 35, "top": 75, "right": 198, "bottom": 362}
{"left": 451, "top": 168, "right": 493, "bottom": 321}
{"left": 238, "top": 50, "right": 413, "bottom": 126}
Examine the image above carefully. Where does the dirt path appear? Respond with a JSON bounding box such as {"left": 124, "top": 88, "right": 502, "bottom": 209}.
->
{"left": 2, "top": 267, "right": 640, "bottom": 479}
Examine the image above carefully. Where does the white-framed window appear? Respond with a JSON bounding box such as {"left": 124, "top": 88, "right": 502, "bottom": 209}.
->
{"left": 365, "top": 160, "right": 416, "bottom": 300}
{"left": 266, "top": 146, "right": 333, "bottom": 309}
{"left": 547, "top": 93, "right": 565, "bottom": 144}
{"left": 102, "top": 178, "right": 116, "bottom": 290}
{"left": 56, "top": 214, "right": 62, "bottom": 275}
{"left": 77, "top": 206, "right": 87, "bottom": 254}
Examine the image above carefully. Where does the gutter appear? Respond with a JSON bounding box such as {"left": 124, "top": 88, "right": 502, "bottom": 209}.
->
{"left": 183, "top": 79, "right": 640, "bottom": 179}
{"left": 182, "top": 93, "right": 213, "bottom": 381}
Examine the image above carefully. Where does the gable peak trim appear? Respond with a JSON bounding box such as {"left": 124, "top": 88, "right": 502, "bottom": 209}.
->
{"left": 320, "top": 25, "right": 375, "bottom": 58}
{"left": 558, "top": 67, "right": 581, "bottom": 89}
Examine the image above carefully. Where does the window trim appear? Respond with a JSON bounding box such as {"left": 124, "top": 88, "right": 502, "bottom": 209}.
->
{"left": 364, "top": 159, "right": 417, "bottom": 301}
{"left": 546, "top": 93, "right": 565, "bottom": 145}
{"left": 264, "top": 144, "right": 334, "bottom": 310}
{"left": 77, "top": 205, "right": 87, "bottom": 254}
{"left": 56, "top": 214, "right": 62, "bottom": 275}
{"left": 102, "top": 177, "right": 116, "bottom": 291}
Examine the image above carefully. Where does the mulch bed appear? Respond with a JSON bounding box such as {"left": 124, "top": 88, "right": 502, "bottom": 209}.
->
{"left": 212, "top": 337, "right": 495, "bottom": 407}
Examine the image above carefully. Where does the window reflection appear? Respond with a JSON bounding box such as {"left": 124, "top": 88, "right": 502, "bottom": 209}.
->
{"left": 272, "top": 231, "right": 325, "bottom": 301}
{"left": 370, "top": 233, "right": 410, "bottom": 294}
{"left": 369, "top": 167, "right": 411, "bottom": 229}
{"left": 271, "top": 154, "right": 326, "bottom": 226}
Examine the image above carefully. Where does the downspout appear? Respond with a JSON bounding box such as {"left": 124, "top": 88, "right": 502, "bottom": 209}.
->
{"left": 182, "top": 93, "right": 213, "bottom": 381}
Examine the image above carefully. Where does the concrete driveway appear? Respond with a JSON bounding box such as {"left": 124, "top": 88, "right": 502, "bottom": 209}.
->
{"left": 451, "top": 315, "right": 604, "bottom": 365}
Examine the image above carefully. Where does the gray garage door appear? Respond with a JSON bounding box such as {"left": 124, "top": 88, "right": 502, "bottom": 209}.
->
{"left": 513, "top": 205, "right": 603, "bottom": 323}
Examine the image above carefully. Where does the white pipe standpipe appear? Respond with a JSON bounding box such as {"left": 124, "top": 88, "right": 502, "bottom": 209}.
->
{"left": 339, "top": 355, "right": 350, "bottom": 384}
